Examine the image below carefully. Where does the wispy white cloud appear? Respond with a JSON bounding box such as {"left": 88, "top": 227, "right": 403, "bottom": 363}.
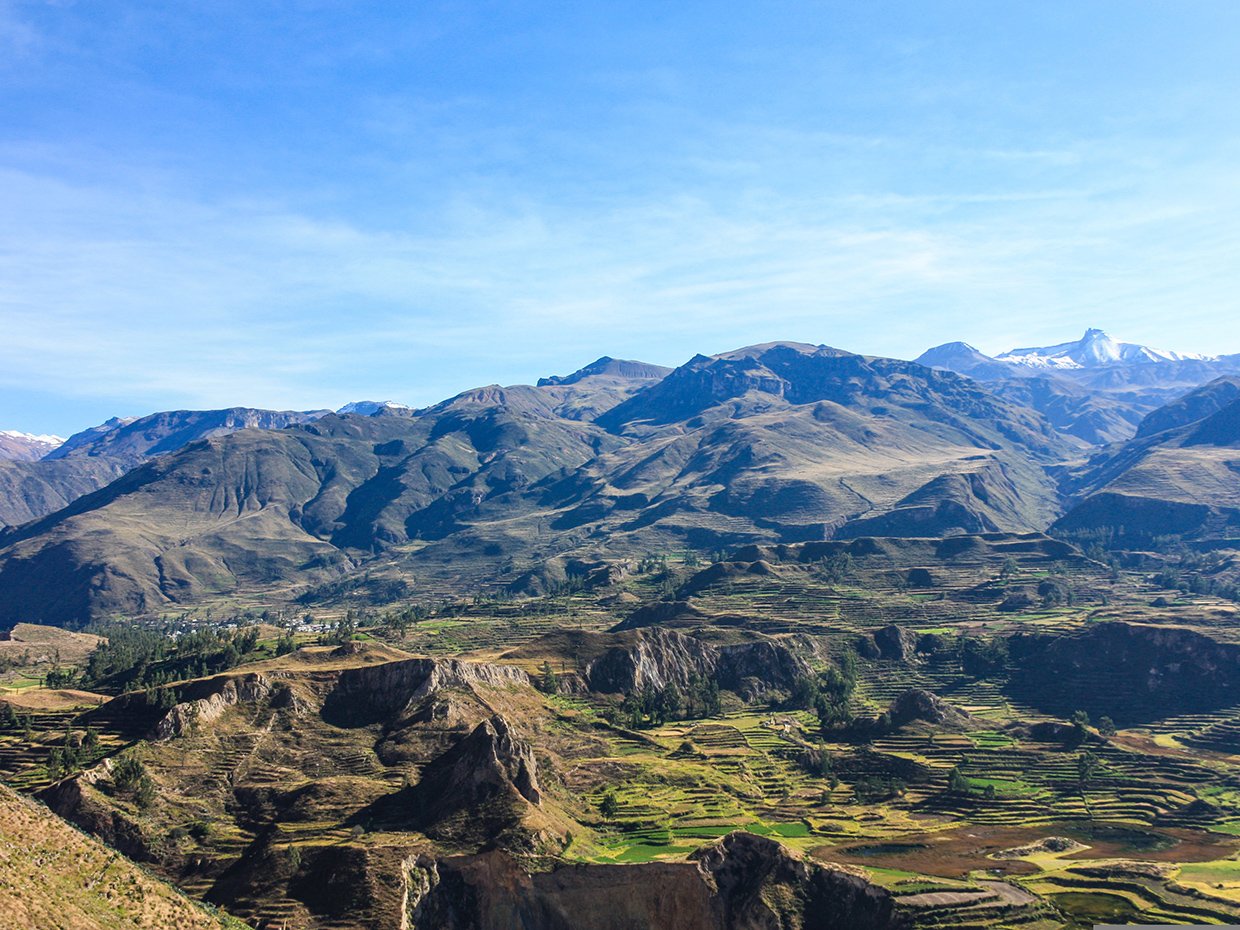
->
{"left": 4, "top": 128, "right": 1239, "bottom": 433}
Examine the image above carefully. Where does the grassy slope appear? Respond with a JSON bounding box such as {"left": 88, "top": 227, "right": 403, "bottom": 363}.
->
{"left": 0, "top": 783, "right": 243, "bottom": 930}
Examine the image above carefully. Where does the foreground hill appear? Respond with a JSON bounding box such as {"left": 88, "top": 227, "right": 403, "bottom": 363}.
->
{"left": 0, "top": 782, "right": 242, "bottom": 930}
{"left": 0, "top": 343, "right": 1080, "bottom": 626}
{"left": 7, "top": 538, "right": 1240, "bottom": 929}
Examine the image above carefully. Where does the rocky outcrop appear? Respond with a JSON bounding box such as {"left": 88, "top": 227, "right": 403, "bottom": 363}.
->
{"left": 585, "top": 628, "right": 809, "bottom": 699}
{"left": 39, "top": 776, "right": 154, "bottom": 864}
{"left": 508, "top": 556, "right": 628, "bottom": 596}
{"left": 356, "top": 714, "right": 544, "bottom": 847}
{"left": 886, "top": 689, "right": 972, "bottom": 730}
{"left": 693, "top": 831, "right": 901, "bottom": 929}
{"left": 857, "top": 625, "right": 918, "bottom": 663}
{"left": 322, "top": 658, "right": 530, "bottom": 728}
{"left": 422, "top": 714, "right": 542, "bottom": 809}
{"left": 613, "top": 599, "right": 708, "bottom": 631}
{"left": 82, "top": 671, "right": 275, "bottom": 739}
{"left": 587, "top": 628, "right": 715, "bottom": 694}
{"left": 154, "top": 673, "right": 272, "bottom": 739}
{"left": 405, "top": 831, "right": 905, "bottom": 930}
{"left": 714, "top": 639, "right": 808, "bottom": 701}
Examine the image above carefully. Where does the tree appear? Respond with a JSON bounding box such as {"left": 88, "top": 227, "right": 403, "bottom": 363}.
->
{"left": 818, "top": 553, "right": 855, "bottom": 585}
{"left": 701, "top": 679, "right": 722, "bottom": 717}
{"left": 1038, "top": 577, "right": 1072, "bottom": 608}
{"left": 45, "top": 666, "right": 74, "bottom": 689}
{"left": 112, "top": 754, "right": 147, "bottom": 792}
{"left": 1077, "top": 750, "right": 1099, "bottom": 790}
{"left": 999, "top": 557, "right": 1019, "bottom": 583}
{"left": 657, "top": 682, "right": 683, "bottom": 721}
{"left": 789, "top": 675, "right": 820, "bottom": 711}
{"left": 539, "top": 660, "right": 558, "bottom": 694}
{"left": 112, "top": 752, "right": 157, "bottom": 808}
{"left": 599, "top": 788, "right": 620, "bottom": 821}
{"left": 1071, "top": 709, "right": 1091, "bottom": 741}
{"left": 328, "top": 612, "right": 358, "bottom": 645}
{"left": 1097, "top": 716, "right": 1117, "bottom": 737}
{"left": 948, "top": 766, "right": 971, "bottom": 796}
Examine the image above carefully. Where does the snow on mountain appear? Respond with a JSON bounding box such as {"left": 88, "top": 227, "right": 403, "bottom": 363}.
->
{"left": 336, "top": 400, "right": 413, "bottom": 416}
{"left": 0, "top": 430, "right": 65, "bottom": 446}
{"left": 995, "top": 328, "right": 1212, "bottom": 370}
{"left": 0, "top": 430, "right": 66, "bottom": 462}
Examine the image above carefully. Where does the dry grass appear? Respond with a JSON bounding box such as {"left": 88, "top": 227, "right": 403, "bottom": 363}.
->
{"left": 0, "top": 624, "right": 103, "bottom": 665}
{"left": 0, "top": 688, "right": 108, "bottom": 711}
{"left": 0, "top": 783, "right": 242, "bottom": 930}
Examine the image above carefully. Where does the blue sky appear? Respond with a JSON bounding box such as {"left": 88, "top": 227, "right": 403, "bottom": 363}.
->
{"left": 3, "top": 1, "right": 1240, "bottom": 434}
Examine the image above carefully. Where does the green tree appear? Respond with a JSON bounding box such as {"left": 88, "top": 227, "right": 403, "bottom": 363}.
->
{"left": 599, "top": 788, "right": 620, "bottom": 821}
{"left": 1071, "top": 709, "right": 1091, "bottom": 740}
{"left": 948, "top": 766, "right": 971, "bottom": 796}
{"left": 657, "top": 683, "right": 683, "bottom": 721}
{"left": 1077, "top": 750, "right": 1100, "bottom": 790}
{"left": 539, "top": 660, "right": 559, "bottom": 694}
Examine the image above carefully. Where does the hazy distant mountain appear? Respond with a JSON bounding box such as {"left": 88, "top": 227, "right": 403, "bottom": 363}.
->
{"left": 0, "top": 408, "right": 335, "bottom": 528}
{"left": 1135, "top": 376, "right": 1240, "bottom": 438}
{"left": 996, "top": 327, "right": 1210, "bottom": 370}
{"left": 336, "top": 400, "right": 413, "bottom": 416}
{"left": 912, "top": 342, "right": 1022, "bottom": 381}
{"left": 45, "top": 407, "right": 331, "bottom": 469}
{"left": 6, "top": 334, "right": 1240, "bottom": 626}
{"left": 0, "top": 458, "right": 127, "bottom": 528}
{"left": 0, "top": 430, "right": 64, "bottom": 462}
{"left": 918, "top": 328, "right": 1239, "bottom": 379}
{"left": 1054, "top": 383, "right": 1240, "bottom": 541}
{"left": 0, "top": 343, "right": 1073, "bottom": 626}
{"left": 916, "top": 329, "right": 1240, "bottom": 443}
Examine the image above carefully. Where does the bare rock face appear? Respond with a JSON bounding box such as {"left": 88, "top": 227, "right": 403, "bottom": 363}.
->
{"left": 82, "top": 671, "right": 275, "bottom": 739}
{"left": 404, "top": 831, "right": 905, "bottom": 930}
{"left": 587, "top": 628, "right": 716, "bottom": 694}
{"left": 428, "top": 714, "right": 543, "bottom": 809}
{"left": 154, "top": 673, "right": 272, "bottom": 739}
{"left": 356, "top": 714, "right": 544, "bottom": 848}
{"left": 585, "top": 628, "right": 809, "bottom": 700}
{"left": 322, "top": 658, "right": 530, "bottom": 727}
{"left": 693, "top": 832, "right": 903, "bottom": 930}
{"left": 886, "top": 689, "right": 972, "bottom": 730}
{"left": 39, "top": 776, "right": 154, "bottom": 864}
{"left": 858, "top": 625, "right": 918, "bottom": 663}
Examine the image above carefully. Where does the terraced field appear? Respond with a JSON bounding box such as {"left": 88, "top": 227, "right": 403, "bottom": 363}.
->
{"left": 4, "top": 539, "right": 1240, "bottom": 928}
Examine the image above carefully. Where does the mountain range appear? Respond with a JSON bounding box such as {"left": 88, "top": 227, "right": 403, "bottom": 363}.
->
{"left": 1, "top": 330, "right": 1237, "bottom": 627}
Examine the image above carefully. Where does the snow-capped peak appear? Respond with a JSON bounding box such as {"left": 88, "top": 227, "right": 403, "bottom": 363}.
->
{"left": 995, "top": 329, "right": 1212, "bottom": 370}
{"left": 336, "top": 400, "right": 413, "bottom": 416}
{"left": 0, "top": 429, "right": 66, "bottom": 446}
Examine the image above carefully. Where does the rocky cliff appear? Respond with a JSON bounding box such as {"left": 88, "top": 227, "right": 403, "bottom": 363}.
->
{"left": 406, "top": 831, "right": 905, "bottom": 930}
{"left": 321, "top": 657, "right": 530, "bottom": 727}
{"left": 585, "top": 627, "right": 809, "bottom": 700}
{"left": 1007, "top": 621, "right": 1240, "bottom": 723}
